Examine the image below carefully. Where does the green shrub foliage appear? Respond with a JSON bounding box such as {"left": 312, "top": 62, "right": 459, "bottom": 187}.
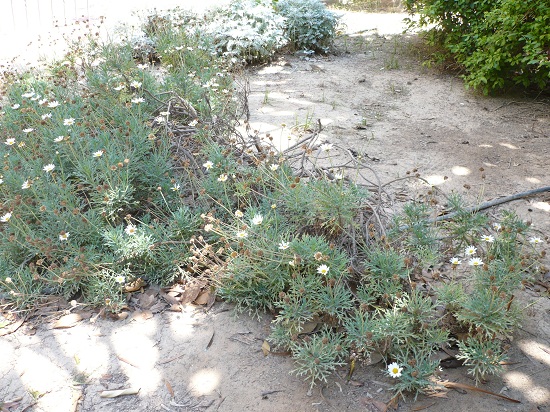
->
{"left": 405, "top": 0, "right": 550, "bottom": 93}
{"left": 276, "top": 0, "right": 340, "bottom": 53}
{"left": 0, "top": 3, "right": 546, "bottom": 399}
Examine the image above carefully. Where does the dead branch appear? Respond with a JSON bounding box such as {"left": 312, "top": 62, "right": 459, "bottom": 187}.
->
{"left": 435, "top": 186, "right": 550, "bottom": 223}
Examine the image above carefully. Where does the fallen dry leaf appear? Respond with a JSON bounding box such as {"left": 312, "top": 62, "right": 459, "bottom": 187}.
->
{"left": 206, "top": 289, "right": 216, "bottom": 309}
{"left": 206, "top": 331, "right": 215, "bottom": 350}
{"left": 168, "top": 304, "right": 182, "bottom": 312}
{"left": 299, "top": 321, "right": 319, "bottom": 334}
{"left": 157, "top": 353, "right": 185, "bottom": 365}
{"left": 164, "top": 379, "right": 174, "bottom": 398}
{"left": 137, "top": 291, "right": 156, "bottom": 310}
{"left": 437, "top": 380, "right": 521, "bottom": 403}
{"left": 194, "top": 290, "right": 210, "bottom": 305}
{"left": 180, "top": 279, "right": 206, "bottom": 304}
{"left": 360, "top": 397, "right": 387, "bottom": 412}
{"left": 123, "top": 278, "right": 146, "bottom": 293}
{"left": 261, "top": 340, "right": 271, "bottom": 356}
{"left": 0, "top": 317, "right": 25, "bottom": 336}
{"left": 164, "top": 284, "right": 185, "bottom": 294}
{"left": 161, "top": 292, "right": 180, "bottom": 305}
{"left": 412, "top": 401, "right": 436, "bottom": 411}
{"left": 149, "top": 301, "right": 166, "bottom": 313}
{"left": 53, "top": 313, "right": 82, "bottom": 329}
{"left": 366, "top": 351, "right": 384, "bottom": 365}
{"left": 117, "top": 312, "right": 129, "bottom": 321}
{"left": 428, "top": 391, "right": 449, "bottom": 399}
{"left": 99, "top": 387, "right": 140, "bottom": 398}
{"left": 131, "top": 310, "right": 153, "bottom": 322}
{"left": 117, "top": 355, "right": 141, "bottom": 368}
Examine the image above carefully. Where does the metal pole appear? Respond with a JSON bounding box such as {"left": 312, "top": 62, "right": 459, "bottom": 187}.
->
{"left": 24, "top": 0, "right": 28, "bottom": 30}
{"left": 37, "top": 0, "right": 41, "bottom": 27}
{"left": 11, "top": 0, "right": 16, "bottom": 32}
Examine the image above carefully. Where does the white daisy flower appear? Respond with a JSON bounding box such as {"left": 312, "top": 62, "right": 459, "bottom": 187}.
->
{"left": 0, "top": 212, "right": 12, "bottom": 223}
{"left": 125, "top": 225, "right": 137, "bottom": 236}
{"left": 464, "top": 245, "right": 477, "bottom": 256}
{"left": 22, "top": 180, "right": 31, "bottom": 189}
{"left": 22, "top": 128, "right": 34, "bottom": 133}
{"left": 4, "top": 138, "right": 16, "bottom": 146}
{"left": 235, "top": 210, "right": 244, "bottom": 218}
{"left": 47, "top": 101, "right": 60, "bottom": 108}
{"left": 493, "top": 223, "right": 502, "bottom": 231}
{"left": 131, "top": 97, "right": 145, "bottom": 104}
{"left": 450, "top": 257, "right": 461, "bottom": 265}
{"left": 41, "top": 113, "right": 52, "bottom": 120}
{"left": 11, "top": 104, "right": 20, "bottom": 109}
{"left": 172, "top": 184, "right": 180, "bottom": 191}
{"left": 481, "top": 234, "right": 495, "bottom": 243}
{"left": 278, "top": 241, "right": 290, "bottom": 250}
{"left": 115, "top": 275, "right": 126, "bottom": 284}
{"left": 59, "top": 232, "right": 70, "bottom": 241}
{"left": 203, "top": 161, "right": 213, "bottom": 170}
{"left": 468, "top": 257, "right": 484, "bottom": 266}
{"left": 236, "top": 230, "right": 248, "bottom": 239}
{"left": 252, "top": 214, "right": 263, "bottom": 225}
{"left": 113, "top": 84, "right": 125, "bottom": 91}
{"left": 217, "top": 174, "right": 228, "bottom": 182}
{"left": 529, "top": 237, "right": 543, "bottom": 246}
{"left": 21, "top": 92, "right": 35, "bottom": 98}
{"left": 269, "top": 164, "right": 279, "bottom": 171}
{"left": 43, "top": 164, "right": 55, "bottom": 173}
{"left": 63, "top": 118, "right": 75, "bottom": 126}
{"left": 92, "top": 150, "right": 103, "bottom": 158}
{"left": 387, "top": 362, "right": 403, "bottom": 378}
{"left": 54, "top": 136, "right": 64, "bottom": 143}
{"left": 317, "top": 264, "right": 329, "bottom": 275}
{"left": 130, "top": 80, "right": 142, "bottom": 89}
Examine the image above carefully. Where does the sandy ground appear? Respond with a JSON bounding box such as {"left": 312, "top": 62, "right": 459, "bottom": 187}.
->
{"left": 1, "top": 7, "right": 550, "bottom": 412}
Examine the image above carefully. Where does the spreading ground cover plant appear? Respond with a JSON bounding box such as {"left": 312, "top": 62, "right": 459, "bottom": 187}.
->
{"left": 404, "top": 0, "right": 550, "bottom": 93}
{"left": 0, "top": 3, "right": 548, "bottom": 402}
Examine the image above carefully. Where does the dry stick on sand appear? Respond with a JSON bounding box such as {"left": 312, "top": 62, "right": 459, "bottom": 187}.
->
{"left": 434, "top": 186, "right": 550, "bottom": 222}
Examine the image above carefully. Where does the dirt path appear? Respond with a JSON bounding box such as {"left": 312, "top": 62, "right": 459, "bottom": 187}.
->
{"left": 1, "top": 10, "right": 549, "bottom": 412}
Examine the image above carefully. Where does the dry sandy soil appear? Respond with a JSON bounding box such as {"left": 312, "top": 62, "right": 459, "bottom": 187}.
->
{"left": 1, "top": 8, "right": 550, "bottom": 412}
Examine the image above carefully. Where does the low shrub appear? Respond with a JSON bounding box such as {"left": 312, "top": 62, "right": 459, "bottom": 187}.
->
{"left": 276, "top": 0, "right": 340, "bottom": 53}
{"left": 203, "top": 0, "right": 288, "bottom": 63}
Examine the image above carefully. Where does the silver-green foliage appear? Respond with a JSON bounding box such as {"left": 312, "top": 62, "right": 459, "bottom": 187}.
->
{"left": 276, "top": 0, "right": 340, "bottom": 53}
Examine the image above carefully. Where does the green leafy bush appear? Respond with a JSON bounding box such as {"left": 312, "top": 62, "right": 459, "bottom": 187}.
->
{"left": 276, "top": 0, "right": 340, "bottom": 53}
{"left": 405, "top": 0, "right": 550, "bottom": 93}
